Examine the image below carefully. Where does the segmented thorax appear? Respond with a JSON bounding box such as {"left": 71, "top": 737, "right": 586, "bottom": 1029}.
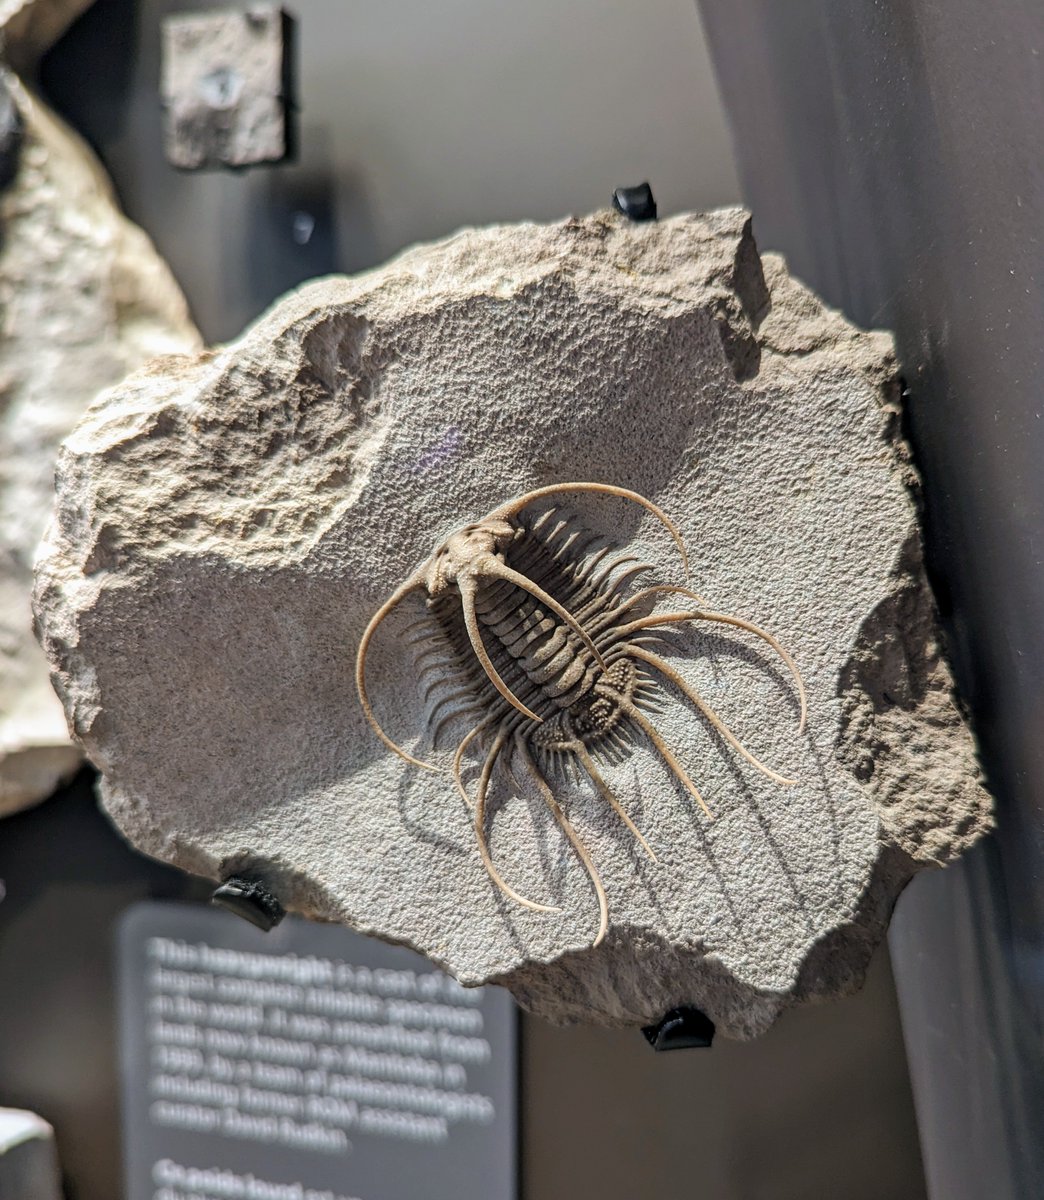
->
{"left": 423, "top": 507, "right": 643, "bottom": 744}
{"left": 471, "top": 555, "right": 598, "bottom": 710}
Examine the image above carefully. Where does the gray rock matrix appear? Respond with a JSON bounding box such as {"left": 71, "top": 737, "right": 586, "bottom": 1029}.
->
{"left": 33, "top": 209, "right": 992, "bottom": 1036}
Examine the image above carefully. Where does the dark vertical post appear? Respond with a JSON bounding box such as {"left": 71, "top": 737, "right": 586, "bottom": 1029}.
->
{"left": 694, "top": 3, "right": 1044, "bottom": 1195}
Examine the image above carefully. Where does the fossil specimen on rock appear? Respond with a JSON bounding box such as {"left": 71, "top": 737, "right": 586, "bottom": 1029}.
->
{"left": 358, "top": 482, "right": 805, "bottom": 948}
{"left": 33, "top": 208, "right": 992, "bottom": 1034}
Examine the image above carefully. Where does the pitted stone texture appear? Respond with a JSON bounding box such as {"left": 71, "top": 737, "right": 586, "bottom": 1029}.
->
{"left": 33, "top": 209, "right": 992, "bottom": 1035}
{"left": 0, "top": 78, "right": 200, "bottom": 815}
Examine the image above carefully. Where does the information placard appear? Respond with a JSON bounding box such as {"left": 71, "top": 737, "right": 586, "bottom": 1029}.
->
{"left": 118, "top": 902, "right": 516, "bottom": 1200}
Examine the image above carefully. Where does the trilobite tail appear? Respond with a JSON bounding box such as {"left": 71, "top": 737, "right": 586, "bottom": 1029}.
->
{"left": 561, "top": 712, "right": 657, "bottom": 862}
{"left": 625, "top": 703, "right": 713, "bottom": 818}
{"left": 459, "top": 715, "right": 613, "bottom": 948}
{"left": 600, "top": 585, "right": 807, "bottom": 735}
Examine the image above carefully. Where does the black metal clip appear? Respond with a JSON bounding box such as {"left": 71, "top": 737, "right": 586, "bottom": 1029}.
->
{"left": 211, "top": 876, "right": 286, "bottom": 931}
{"left": 641, "top": 1006, "right": 715, "bottom": 1050}
{"left": 612, "top": 182, "right": 657, "bottom": 222}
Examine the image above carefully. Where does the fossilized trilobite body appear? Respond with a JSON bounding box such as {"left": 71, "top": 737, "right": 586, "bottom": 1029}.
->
{"left": 356, "top": 483, "right": 805, "bottom": 947}
{"left": 422, "top": 510, "right": 652, "bottom": 753}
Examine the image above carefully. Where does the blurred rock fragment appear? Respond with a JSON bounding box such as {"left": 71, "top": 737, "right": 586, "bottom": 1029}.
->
{"left": 161, "top": 5, "right": 293, "bottom": 170}
{"left": 0, "top": 19, "right": 201, "bottom": 814}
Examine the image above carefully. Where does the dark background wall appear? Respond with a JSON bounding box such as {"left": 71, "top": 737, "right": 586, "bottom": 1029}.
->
{"left": 40, "top": 0, "right": 742, "bottom": 342}
{"left": 695, "top": 3, "right": 1044, "bottom": 1197}
{"left": 0, "top": 3, "right": 936, "bottom": 1198}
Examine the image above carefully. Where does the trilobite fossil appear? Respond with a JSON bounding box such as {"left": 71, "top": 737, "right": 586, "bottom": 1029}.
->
{"left": 356, "top": 482, "right": 805, "bottom": 947}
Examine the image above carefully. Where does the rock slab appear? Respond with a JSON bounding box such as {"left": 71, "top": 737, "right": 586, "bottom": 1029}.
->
{"left": 33, "top": 209, "right": 993, "bottom": 1035}
{"left": 161, "top": 6, "right": 291, "bottom": 170}
{"left": 0, "top": 74, "right": 201, "bottom": 815}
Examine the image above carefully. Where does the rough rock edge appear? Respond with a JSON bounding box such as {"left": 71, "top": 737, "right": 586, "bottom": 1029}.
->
{"left": 759, "top": 254, "right": 990, "bottom": 854}
{"left": 32, "top": 210, "right": 993, "bottom": 1034}
{"left": 496, "top": 847, "right": 918, "bottom": 1035}
{"left": 499, "top": 236, "right": 993, "bottom": 1030}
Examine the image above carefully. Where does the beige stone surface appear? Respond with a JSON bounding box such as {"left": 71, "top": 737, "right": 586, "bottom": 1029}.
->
{"left": 0, "top": 76, "right": 201, "bottom": 814}
{"left": 33, "top": 209, "right": 991, "bottom": 1033}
